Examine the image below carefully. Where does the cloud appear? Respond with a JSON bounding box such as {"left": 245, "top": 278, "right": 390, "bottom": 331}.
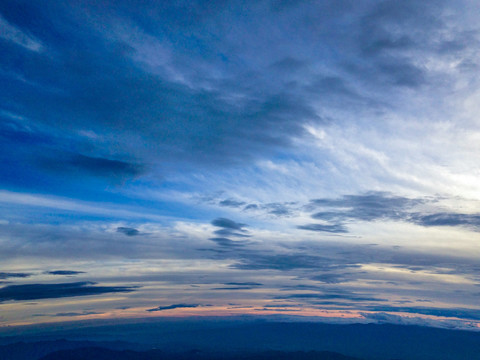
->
{"left": 209, "top": 237, "right": 247, "bottom": 248}
{"left": 0, "top": 2, "right": 322, "bottom": 176}
{"left": 310, "top": 273, "right": 351, "bottom": 284}
{"left": 0, "top": 272, "right": 31, "bottom": 279}
{"left": 224, "top": 282, "right": 262, "bottom": 286}
{"left": 241, "top": 201, "right": 297, "bottom": 217}
{"left": 309, "top": 192, "right": 423, "bottom": 222}
{"left": 232, "top": 253, "right": 337, "bottom": 271}
{"left": 206, "top": 195, "right": 298, "bottom": 218}
{"left": 0, "top": 190, "right": 171, "bottom": 223}
{"left": 0, "top": 14, "right": 43, "bottom": 51}
{"left": 0, "top": 0, "right": 478, "bottom": 190}
{"left": 297, "top": 224, "right": 348, "bottom": 234}
{"left": 360, "top": 312, "right": 480, "bottom": 330}
{"left": 34, "top": 311, "right": 103, "bottom": 317}
{"left": 2, "top": 0, "right": 480, "bottom": 329}
{"left": 284, "top": 292, "right": 388, "bottom": 303}
{"left": 39, "top": 153, "right": 144, "bottom": 180}
{"left": 219, "top": 199, "right": 247, "bottom": 208}
{"left": 53, "top": 311, "right": 102, "bottom": 317}
{"left": 410, "top": 213, "right": 480, "bottom": 230}
{"left": 366, "top": 306, "right": 480, "bottom": 321}
{"left": 117, "top": 227, "right": 141, "bottom": 236}
{"left": 305, "top": 192, "right": 480, "bottom": 232}
{"left": 211, "top": 218, "right": 251, "bottom": 240}
{"left": 0, "top": 282, "right": 137, "bottom": 301}
{"left": 47, "top": 270, "right": 85, "bottom": 276}
{"left": 4, "top": 0, "right": 457, "bottom": 192}
{"left": 263, "top": 304, "right": 300, "bottom": 308}
{"left": 146, "top": 303, "right": 201, "bottom": 312}
{"left": 211, "top": 287, "right": 256, "bottom": 290}
{"left": 211, "top": 218, "right": 247, "bottom": 231}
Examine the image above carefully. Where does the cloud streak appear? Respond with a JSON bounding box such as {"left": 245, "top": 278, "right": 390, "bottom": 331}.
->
{"left": 0, "top": 282, "right": 137, "bottom": 301}
{"left": 146, "top": 304, "right": 201, "bottom": 312}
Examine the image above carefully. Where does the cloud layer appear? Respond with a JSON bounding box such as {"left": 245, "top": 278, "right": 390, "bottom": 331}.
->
{"left": 0, "top": 0, "right": 480, "bottom": 329}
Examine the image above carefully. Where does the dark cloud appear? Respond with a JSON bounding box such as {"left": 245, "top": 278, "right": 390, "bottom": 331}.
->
{"left": 270, "top": 57, "right": 307, "bottom": 72}
{"left": 305, "top": 192, "right": 480, "bottom": 233}
{"left": 0, "top": 282, "right": 137, "bottom": 301}
{"left": 232, "top": 253, "right": 334, "bottom": 271}
{"left": 39, "top": 153, "right": 144, "bottom": 180}
{"left": 2, "top": 0, "right": 465, "bottom": 197}
{"left": 310, "top": 192, "right": 422, "bottom": 222}
{"left": 224, "top": 282, "right": 262, "bottom": 286}
{"left": 297, "top": 224, "right": 348, "bottom": 233}
{"left": 0, "top": 272, "right": 31, "bottom": 279}
{"left": 304, "top": 76, "right": 370, "bottom": 107}
{"left": 0, "top": 0, "right": 320, "bottom": 179}
{"left": 146, "top": 303, "right": 201, "bottom": 312}
{"left": 255, "top": 308, "right": 302, "bottom": 312}
{"left": 264, "top": 203, "right": 294, "bottom": 216}
{"left": 209, "top": 237, "right": 247, "bottom": 248}
{"left": 410, "top": 213, "right": 480, "bottom": 230}
{"left": 0, "top": 0, "right": 474, "bottom": 219}
{"left": 219, "top": 199, "right": 247, "bottom": 208}
{"left": 310, "top": 273, "right": 351, "bottom": 284}
{"left": 34, "top": 311, "right": 103, "bottom": 317}
{"left": 282, "top": 290, "right": 387, "bottom": 303}
{"left": 211, "top": 218, "right": 250, "bottom": 239}
{"left": 117, "top": 227, "right": 141, "bottom": 236}
{"left": 358, "top": 0, "right": 443, "bottom": 54}
{"left": 213, "top": 229, "right": 251, "bottom": 238}
{"left": 53, "top": 311, "right": 102, "bottom": 317}
{"left": 241, "top": 202, "right": 297, "bottom": 217}
{"left": 377, "top": 61, "right": 425, "bottom": 87}
{"left": 212, "top": 287, "right": 255, "bottom": 290}
{"left": 211, "top": 218, "right": 247, "bottom": 231}
{"left": 244, "top": 204, "right": 260, "bottom": 211}
{"left": 47, "top": 270, "right": 85, "bottom": 276}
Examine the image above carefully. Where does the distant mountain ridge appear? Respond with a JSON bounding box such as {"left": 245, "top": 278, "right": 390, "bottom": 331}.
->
{"left": 0, "top": 339, "right": 146, "bottom": 360}
{"left": 1, "top": 321, "right": 480, "bottom": 360}
{"left": 40, "top": 348, "right": 363, "bottom": 360}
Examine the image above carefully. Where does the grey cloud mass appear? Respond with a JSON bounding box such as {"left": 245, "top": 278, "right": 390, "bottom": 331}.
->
{"left": 2, "top": 0, "right": 472, "bottom": 189}
{"left": 0, "top": 282, "right": 137, "bottom": 301}
{"left": 301, "top": 192, "right": 480, "bottom": 233}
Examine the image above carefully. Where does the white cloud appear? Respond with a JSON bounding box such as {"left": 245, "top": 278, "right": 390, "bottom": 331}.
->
{"left": 0, "top": 15, "right": 43, "bottom": 52}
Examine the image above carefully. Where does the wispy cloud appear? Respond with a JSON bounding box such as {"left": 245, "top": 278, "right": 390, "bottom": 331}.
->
{"left": 0, "top": 15, "right": 43, "bottom": 51}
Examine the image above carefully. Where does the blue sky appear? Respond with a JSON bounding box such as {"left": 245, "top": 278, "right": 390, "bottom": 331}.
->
{"left": 1, "top": 0, "right": 480, "bottom": 330}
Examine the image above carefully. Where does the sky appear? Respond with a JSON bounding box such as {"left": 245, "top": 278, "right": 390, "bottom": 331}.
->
{"left": 1, "top": 0, "right": 480, "bottom": 330}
